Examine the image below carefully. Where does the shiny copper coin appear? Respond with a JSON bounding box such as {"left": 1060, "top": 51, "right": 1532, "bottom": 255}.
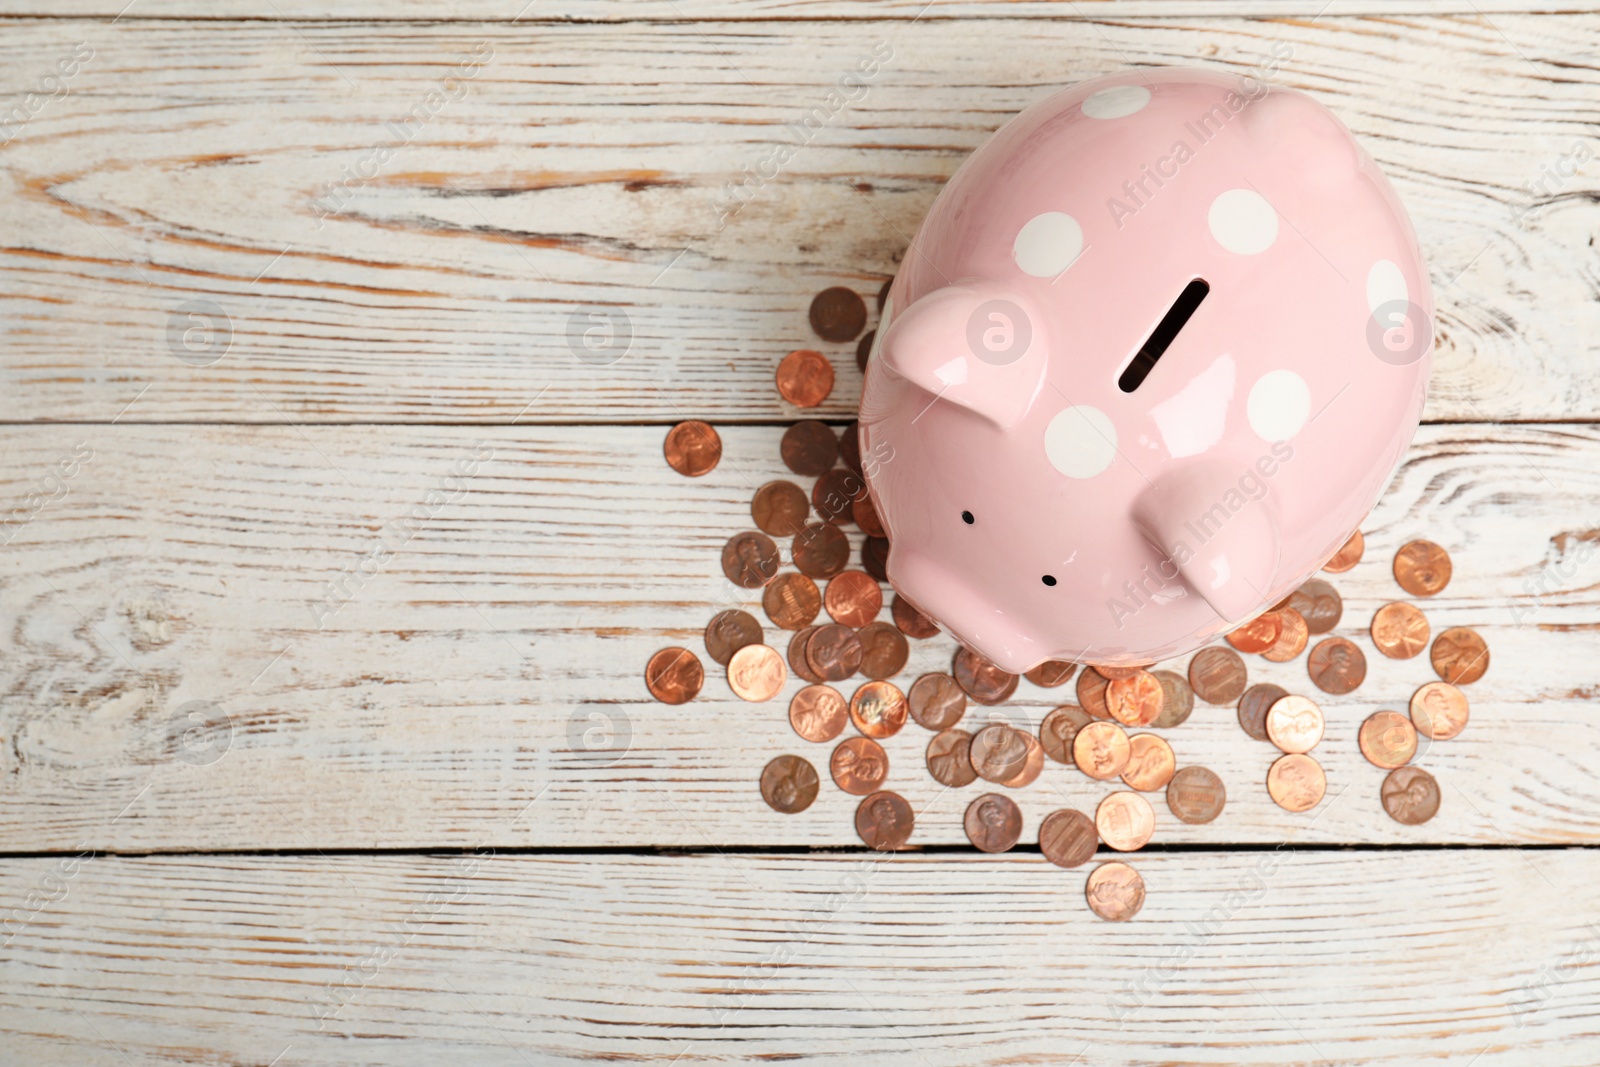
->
{"left": 813, "top": 468, "right": 866, "bottom": 526}
{"left": 751, "top": 480, "right": 812, "bottom": 537}
{"left": 1189, "top": 646, "right": 1248, "bottom": 705}
{"left": 964, "top": 793, "right": 1024, "bottom": 852}
{"left": 891, "top": 593, "right": 939, "bottom": 639}
{"left": 1086, "top": 861, "right": 1145, "bottom": 922}
{"left": 775, "top": 348, "right": 835, "bottom": 408}
{"left": 789, "top": 684, "right": 849, "bottom": 743}
{"left": 780, "top": 420, "right": 838, "bottom": 477}
{"left": 1166, "top": 766, "right": 1226, "bottom": 824}
{"left": 760, "top": 754, "right": 819, "bottom": 814}
{"left": 1358, "top": 711, "right": 1417, "bottom": 769}
{"left": 792, "top": 522, "right": 849, "bottom": 580}
{"left": 1091, "top": 664, "right": 1146, "bottom": 681}
{"left": 1371, "top": 601, "right": 1430, "bottom": 660}
{"left": 855, "top": 790, "right": 913, "bottom": 851}
{"left": 704, "top": 609, "right": 762, "bottom": 666}
{"left": 1236, "top": 683, "right": 1286, "bottom": 742}
{"left": 1287, "top": 578, "right": 1343, "bottom": 634}
{"left": 970, "top": 724, "right": 1029, "bottom": 783}
{"left": 805, "top": 623, "right": 863, "bottom": 683}
{"left": 1323, "top": 528, "right": 1364, "bottom": 573}
{"left": 908, "top": 673, "right": 967, "bottom": 731}
{"left": 809, "top": 286, "right": 867, "bottom": 343}
{"left": 1025, "top": 660, "right": 1077, "bottom": 688}
{"left": 1266, "top": 753, "right": 1326, "bottom": 812}
{"left": 787, "top": 625, "right": 824, "bottom": 684}
{"left": 926, "top": 729, "right": 978, "bottom": 788}
{"left": 1106, "top": 670, "right": 1164, "bottom": 727}
{"left": 1096, "top": 791, "right": 1156, "bottom": 852}
{"left": 1121, "top": 734, "right": 1176, "bottom": 792}
{"left": 855, "top": 329, "right": 874, "bottom": 373}
{"left": 1040, "top": 705, "right": 1092, "bottom": 765}
{"left": 762, "top": 572, "right": 821, "bottom": 631}
{"left": 1431, "top": 627, "right": 1489, "bottom": 685}
{"left": 852, "top": 493, "right": 886, "bottom": 538}
{"left": 824, "top": 570, "right": 882, "bottom": 628}
{"left": 830, "top": 736, "right": 888, "bottom": 796}
{"left": 721, "top": 530, "right": 780, "bottom": 589}
{"left": 1411, "top": 680, "right": 1469, "bottom": 740}
{"left": 1151, "top": 671, "right": 1195, "bottom": 728}
{"left": 1394, "top": 539, "right": 1452, "bottom": 597}
{"left": 1307, "top": 637, "right": 1366, "bottom": 695}
{"left": 1039, "top": 809, "right": 1099, "bottom": 869}
{"left": 861, "top": 536, "right": 891, "bottom": 583}
{"left": 727, "top": 643, "right": 785, "bottom": 702}
{"left": 1074, "top": 721, "right": 1131, "bottom": 780}
{"left": 662, "top": 420, "right": 721, "bottom": 477}
{"left": 839, "top": 421, "right": 863, "bottom": 478}
{"left": 644, "top": 647, "right": 703, "bottom": 705}
{"left": 1000, "top": 732, "right": 1045, "bottom": 788}
{"left": 1381, "top": 766, "right": 1441, "bottom": 825}
{"left": 856, "top": 621, "right": 909, "bottom": 680}
{"left": 1226, "top": 612, "right": 1282, "bottom": 654}
{"left": 1266, "top": 694, "right": 1325, "bottom": 754}
{"left": 1076, "top": 666, "right": 1112, "bottom": 719}
{"left": 1261, "top": 608, "right": 1309, "bottom": 663}
{"left": 849, "top": 680, "right": 909, "bottom": 739}
{"left": 954, "top": 647, "right": 1019, "bottom": 705}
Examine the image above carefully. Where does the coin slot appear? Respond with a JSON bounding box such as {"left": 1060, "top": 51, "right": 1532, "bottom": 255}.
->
{"left": 1119, "top": 278, "right": 1209, "bottom": 393}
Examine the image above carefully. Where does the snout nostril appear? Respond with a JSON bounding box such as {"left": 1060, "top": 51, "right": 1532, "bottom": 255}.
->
{"left": 1042, "top": 575, "right": 1057, "bottom": 587}
{"left": 961, "top": 511, "right": 975, "bottom": 525}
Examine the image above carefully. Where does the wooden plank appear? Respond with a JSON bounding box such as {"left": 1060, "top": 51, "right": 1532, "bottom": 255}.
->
{"left": 1, "top": 17, "right": 1596, "bottom": 423}
{"left": 1, "top": 850, "right": 1597, "bottom": 1064}
{"left": 0, "top": 422, "right": 1593, "bottom": 849}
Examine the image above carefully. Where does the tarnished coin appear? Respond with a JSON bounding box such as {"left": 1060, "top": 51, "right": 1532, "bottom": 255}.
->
{"left": 704, "top": 609, "right": 762, "bottom": 666}
{"left": 789, "top": 684, "right": 848, "bottom": 743}
{"left": 813, "top": 468, "right": 866, "bottom": 525}
{"left": 1227, "top": 613, "right": 1282, "bottom": 654}
{"left": 1166, "top": 766, "right": 1226, "bottom": 824}
{"left": 722, "top": 531, "right": 780, "bottom": 589}
{"left": 849, "top": 680, "right": 908, "bottom": 739}
{"left": 762, "top": 572, "right": 821, "bottom": 631}
{"left": 830, "top": 736, "right": 888, "bottom": 795}
{"left": 780, "top": 420, "right": 837, "bottom": 477}
{"left": 908, "top": 673, "right": 967, "bottom": 731}
{"left": 1266, "top": 694, "right": 1325, "bottom": 754}
{"left": 856, "top": 621, "right": 909, "bottom": 679}
{"left": 1371, "top": 601, "right": 1430, "bottom": 660}
{"left": 1382, "top": 766, "right": 1441, "bottom": 825}
{"left": 1096, "top": 791, "right": 1156, "bottom": 852}
{"left": 1091, "top": 664, "right": 1146, "bottom": 681}
{"left": 861, "top": 537, "right": 891, "bottom": 583}
{"left": 776, "top": 348, "right": 835, "bottom": 408}
{"left": 751, "top": 480, "right": 812, "bottom": 537}
{"left": 788, "top": 625, "right": 824, "bottom": 684}
{"left": 1323, "top": 529, "right": 1365, "bottom": 573}
{"left": 877, "top": 276, "right": 893, "bottom": 311}
{"left": 926, "top": 728, "right": 978, "bottom": 788}
{"left": 1288, "top": 578, "right": 1343, "bottom": 634}
{"left": 856, "top": 329, "right": 874, "bottom": 373}
{"left": 852, "top": 493, "right": 886, "bottom": 538}
{"left": 1106, "top": 670, "right": 1164, "bottom": 727}
{"left": 824, "top": 570, "right": 882, "bottom": 628}
{"left": 805, "top": 623, "right": 863, "bottom": 683}
{"left": 855, "top": 790, "right": 914, "bottom": 851}
{"left": 965, "top": 793, "right": 1023, "bottom": 852}
{"left": 792, "top": 522, "right": 850, "bottom": 580}
{"left": 1395, "top": 539, "right": 1452, "bottom": 597}
{"left": 1262, "top": 608, "right": 1309, "bottom": 663}
{"left": 891, "top": 594, "right": 939, "bottom": 639}
{"left": 1086, "top": 861, "right": 1145, "bottom": 922}
{"left": 970, "top": 724, "right": 1029, "bottom": 783}
{"left": 1359, "top": 710, "right": 1417, "bottom": 769}
{"left": 810, "top": 286, "right": 867, "bottom": 343}
{"left": 1121, "top": 734, "right": 1176, "bottom": 792}
{"left": 760, "top": 755, "right": 819, "bottom": 814}
{"left": 1040, "top": 705, "right": 1093, "bottom": 765}
{"left": 645, "top": 647, "right": 704, "bottom": 705}
{"left": 839, "top": 421, "right": 862, "bottom": 478}
{"left": 1308, "top": 637, "right": 1366, "bottom": 695}
{"left": 663, "top": 420, "right": 721, "bottom": 477}
{"left": 1410, "top": 680, "right": 1469, "bottom": 740}
{"left": 728, "top": 644, "right": 785, "bottom": 702}
{"left": 1189, "top": 646, "right": 1248, "bottom": 705}
{"left": 1151, "top": 671, "right": 1195, "bottom": 728}
{"left": 1000, "top": 732, "right": 1045, "bottom": 788}
{"left": 953, "top": 647, "right": 1019, "bottom": 705}
{"left": 1266, "top": 753, "right": 1326, "bottom": 812}
{"left": 1077, "top": 666, "right": 1112, "bottom": 719}
{"left": 1074, "top": 721, "right": 1131, "bottom": 780}
{"left": 1039, "top": 809, "right": 1099, "bottom": 869}
{"left": 1431, "top": 627, "right": 1489, "bottom": 685}
{"left": 1025, "top": 660, "right": 1078, "bottom": 688}
{"left": 1236, "top": 683, "right": 1286, "bottom": 742}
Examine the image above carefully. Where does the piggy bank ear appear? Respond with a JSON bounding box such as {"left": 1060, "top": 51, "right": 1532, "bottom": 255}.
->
{"left": 878, "top": 282, "right": 1049, "bottom": 430}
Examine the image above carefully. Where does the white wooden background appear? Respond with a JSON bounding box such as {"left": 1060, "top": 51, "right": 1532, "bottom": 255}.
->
{"left": 1, "top": 2, "right": 1598, "bottom": 1064}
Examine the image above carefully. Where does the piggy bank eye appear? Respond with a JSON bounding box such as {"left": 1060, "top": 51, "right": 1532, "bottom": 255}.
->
{"left": 962, "top": 511, "right": 975, "bottom": 525}
{"left": 1042, "top": 575, "right": 1057, "bottom": 587}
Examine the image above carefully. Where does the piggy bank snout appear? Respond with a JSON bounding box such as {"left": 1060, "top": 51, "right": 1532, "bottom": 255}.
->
{"left": 891, "top": 549, "right": 1043, "bottom": 674}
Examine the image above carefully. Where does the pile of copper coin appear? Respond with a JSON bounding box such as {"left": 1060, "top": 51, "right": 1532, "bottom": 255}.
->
{"left": 647, "top": 283, "right": 1489, "bottom": 923}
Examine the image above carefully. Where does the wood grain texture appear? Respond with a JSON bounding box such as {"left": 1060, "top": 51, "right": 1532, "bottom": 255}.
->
{"left": 2, "top": 16, "right": 1597, "bottom": 422}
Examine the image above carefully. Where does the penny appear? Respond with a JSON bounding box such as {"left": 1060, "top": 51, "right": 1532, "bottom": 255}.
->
{"left": 1096, "top": 791, "right": 1156, "bottom": 852}
{"left": 1226, "top": 613, "right": 1282, "bottom": 654}
{"left": 762, "top": 572, "right": 821, "bottom": 631}
{"left": 1025, "top": 660, "right": 1077, "bottom": 688}
{"left": 1323, "top": 529, "right": 1365, "bottom": 573}
{"left": 789, "top": 684, "right": 849, "bottom": 743}
{"left": 1189, "top": 646, "right": 1248, "bottom": 704}
{"left": 1121, "top": 733, "right": 1176, "bottom": 792}
{"left": 810, "top": 286, "right": 867, "bottom": 343}
{"left": 970, "top": 724, "right": 1029, "bottom": 783}
{"left": 1074, "top": 721, "right": 1131, "bottom": 780}
{"left": 855, "top": 790, "right": 914, "bottom": 851}
{"left": 877, "top": 276, "right": 893, "bottom": 312}
{"left": 849, "top": 680, "right": 909, "bottom": 739}
{"left": 805, "top": 623, "right": 863, "bottom": 682}
{"left": 776, "top": 349, "right": 835, "bottom": 408}
{"left": 1091, "top": 664, "right": 1146, "bottom": 681}
{"left": 760, "top": 755, "right": 819, "bottom": 814}
{"left": 1266, "top": 753, "right": 1326, "bottom": 812}
{"left": 1431, "top": 627, "right": 1489, "bottom": 685}
{"left": 823, "top": 570, "right": 882, "bottom": 628}
{"left": 1266, "top": 694, "right": 1325, "bottom": 754}
{"left": 721, "top": 531, "right": 781, "bottom": 589}
{"left": 1040, "top": 705, "right": 1093, "bottom": 765}
{"left": 891, "top": 594, "right": 939, "bottom": 639}
{"left": 1000, "top": 732, "right": 1045, "bottom": 788}
{"left": 1166, "top": 766, "right": 1227, "bottom": 824}
{"left": 1077, "top": 667, "right": 1112, "bottom": 719}
{"left": 788, "top": 626, "right": 824, "bottom": 685}
{"left": 1358, "top": 710, "right": 1417, "bottom": 769}
{"left": 1261, "top": 608, "right": 1309, "bottom": 663}
{"left": 812, "top": 469, "right": 866, "bottom": 526}
{"left": 751, "top": 480, "right": 812, "bottom": 537}
{"left": 1086, "top": 861, "right": 1145, "bottom": 922}
{"left": 704, "top": 609, "right": 762, "bottom": 666}
{"left": 1381, "top": 766, "right": 1441, "bottom": 825}
{"left": 1039, "top": 809, "right": 1099, "bottom": 869}
{"left": 727, "top": 643, "right": 785, "bottom": 702}
{"left": 1411, "top": 680, "right": 1469, "bottom": 740}
{"left": 644, "top": 647, "right": 703, "bottom": 705}
{"left": 1395, "top": 539, "right": 1452, "bottom": 597}
{"left": 1106, "top": 670, "right": 1164, "bottom": 727}
{"left": 792, "top": 522, "right": 850, "bottom": 580}
{"left": 840, "top": 421, "right": 863, "bottom": 478}
{"left": 1236, "top": 683, "right": 1286, "bottom": 742}
{"left": 1151, "top": 671, "right": 1195, "bottom": 728}
{"left": 965, "top": 793, "right": 1024, "bottom": 853}
{"left": 852, "top": 493, "right": 886, "bottom": 538}
{"left": 1371, "top": 601, "right": 1430, "bottom": 659}
{"left": 1288, "top": 578, "right": 1343, "bottom": 634}
{"left": 1307, "top": 637, "right": 1366, "bottom": 694}
{"left": 856, "top": 329, "right": 875, "bottom": 373}
{"left": 663, "top": 420, "right": 721, "bottom": 477}
{"left": 856, "top": 621, "right": 909, "bottom": 679}
{"left": 908, "top": 673, "right": 967, "bottom": 731}
{"left": 953, "top": 647, "right": 1019, "bottom": 705}
{"left": 926, "top": 728, "right": 979, "bottom": 788}
{"left": 830, "top": 736, "right": 888, "bottom": 795}
{"left": 780, "top": 420, "right": 838, "bottom": 477}
{"left": 861, "top": 537, "right": 891, "bottom": 583}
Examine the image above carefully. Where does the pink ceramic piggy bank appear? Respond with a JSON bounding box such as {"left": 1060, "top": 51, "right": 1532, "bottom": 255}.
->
{"left": 859, "top": 68, "right": 1432, "bottom": 673}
